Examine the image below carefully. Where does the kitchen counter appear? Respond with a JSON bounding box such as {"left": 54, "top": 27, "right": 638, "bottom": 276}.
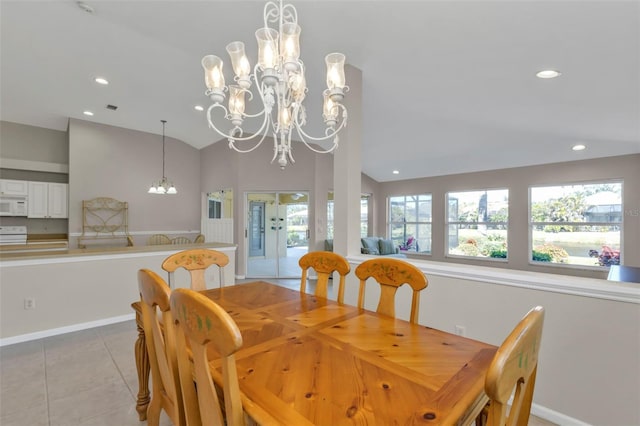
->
{"left": 0, "top": 233, "right": 68, "bottom": 253}
{"left": 0, "top": 241, "right": 235, "bottom": 261}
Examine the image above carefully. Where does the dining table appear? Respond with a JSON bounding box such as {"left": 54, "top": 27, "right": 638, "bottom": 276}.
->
{"left": 133, "top": 280, "right": 498, "bottom": 425}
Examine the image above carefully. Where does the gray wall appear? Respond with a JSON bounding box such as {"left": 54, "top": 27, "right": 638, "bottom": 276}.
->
{"left": 68, "top": 119, "right": 201, "bottom": 245}
{"left": 377, "top": 154, "right": 640, "bottom": 278}
{"left": 199, "top": 136, "right": 336, "bottom": 276}
{"left": 0, "top": 120, "right": 68, "bottom": 165}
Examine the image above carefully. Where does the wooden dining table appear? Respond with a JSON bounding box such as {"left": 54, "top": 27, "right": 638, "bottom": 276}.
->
{"left": 133, "top": 280, "right": 497, "bottom": 425}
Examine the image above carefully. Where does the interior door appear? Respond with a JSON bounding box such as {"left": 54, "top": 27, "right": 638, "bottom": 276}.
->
{"left": 249, "top": 201, "right": 265, "bottom": 257}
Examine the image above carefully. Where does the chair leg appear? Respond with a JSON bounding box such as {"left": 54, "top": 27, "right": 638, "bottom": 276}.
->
{"left": 146, "top": 395, "right": 161, "bottom": 426}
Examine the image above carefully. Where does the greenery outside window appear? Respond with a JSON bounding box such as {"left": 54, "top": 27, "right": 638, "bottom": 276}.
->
{"left": 530, "top": 182, "right": 622, "bottom": 267}
{"left": 389, "top": 194, "right": 432, "bottom": 254}
{"left": 446, "top": 189, "right": 508, "bottom": 259}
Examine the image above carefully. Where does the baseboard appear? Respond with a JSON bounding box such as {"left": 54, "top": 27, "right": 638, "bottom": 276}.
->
{"left": 0, "top": 313, "right": 136, "bottom": 347}
{"left": 531, "top": 402, "right": 591, "bottom": 425}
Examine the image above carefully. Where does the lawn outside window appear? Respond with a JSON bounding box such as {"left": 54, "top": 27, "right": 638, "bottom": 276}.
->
{"left": 446, "top": 189, "right": 509, "bottom": 260}
{"left": 529, "top": 182, "right": 622, "bottom": 268}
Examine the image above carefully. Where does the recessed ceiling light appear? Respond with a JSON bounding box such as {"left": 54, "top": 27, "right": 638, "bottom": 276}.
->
{"left": 392, "top": 170, "right": 399, "bottom": 175}
{"left": 536, "top": 70, "right": 561, "bottom": 79}
{"left": 194, "top": 105, "right": 204, "bottom": 112}
{"left": 83, "top": 111, "right": 94, "bottom": 116}
{"left": 77, "top": 1, "right": 94, "bottom": 14}
{"left": 94, "top": 77, "right": 109, "bottom": 85}
{"left": 572, "top": 144, "right": 586, "bottom": 151}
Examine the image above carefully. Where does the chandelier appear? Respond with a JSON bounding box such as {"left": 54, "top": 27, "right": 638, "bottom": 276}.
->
{"left": 200, "top": 0, "right": 348, "bottom": 169}
{"left": 148, "top": 120, "right": 177, "bottom": 194}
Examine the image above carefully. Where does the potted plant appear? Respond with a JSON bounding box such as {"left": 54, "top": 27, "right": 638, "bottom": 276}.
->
{"left": 399, "top": 236, "right": 415, "bottom": 252}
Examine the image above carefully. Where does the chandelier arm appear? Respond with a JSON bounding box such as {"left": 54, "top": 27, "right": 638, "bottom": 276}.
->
{"left": 286, "top": 131, "right": 295, "bottom": 164}
{"left": 264, "top": 1, "right": 280, "bottom": 27}
{"left": 206, "top": 103, "right": 271, "bottom": 143}
{"left": 270, "top": 134, "right": 279, "bottom": 163}
{"left": 229, "top": 127, "right": 271, "bottom": 153}
{"left": 293, "top": 105, "right": 348, "bottom": 142}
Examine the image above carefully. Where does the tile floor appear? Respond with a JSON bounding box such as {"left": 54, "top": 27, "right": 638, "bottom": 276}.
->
{"left": 0, "top": 279, "right": 556, "bottom": 426}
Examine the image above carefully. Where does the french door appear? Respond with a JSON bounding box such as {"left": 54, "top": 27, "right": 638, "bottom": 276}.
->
{"left": 246, "top": 192, "right": 308, "bottom": 278}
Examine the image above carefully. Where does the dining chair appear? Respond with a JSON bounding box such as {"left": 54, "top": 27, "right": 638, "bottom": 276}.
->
{"left": 193, "top": 233, "right": 205, "bottom": 243}
{"left": 478, "top": 306, "right": 545, "bottom": 426}
{"left": 170, "top": 288, "right": 245, "bottom": 426}
{"left": 171, "top": 236, "right": 192, "bottom": 245}
{"left": 137, "top": 268, "right": 189, "bottom": 426}
{"left": 355, "top": 258, "right": 428, "bottom": 323}
{"left": 298, "top": 251, "right": 351, "bottom": 302}
{"left": 162, "top": 248, "right": 229, "bottom": 290}
{"left": 146, "top": 234, "right": 171, "bottom": 245}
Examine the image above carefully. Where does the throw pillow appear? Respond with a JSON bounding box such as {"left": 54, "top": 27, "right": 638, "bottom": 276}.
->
{"left": 324, "top": 239, "right": 334, "bottom": 252}
{"left": 361, "top": 237, "right": 380, "bottom": 255}
{"left": 378, "top": 239, "right": 396, "bottom": 255}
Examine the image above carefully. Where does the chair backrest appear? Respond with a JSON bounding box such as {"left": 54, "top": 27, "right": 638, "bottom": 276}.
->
{"left": 171, "top": 236, "right": 192, "bottom": 245}
{"left": 485, "top": 306, "right": 545, "bottom": 426}
{"left": 170, "top": 288, "right": 245, "bottom": 426}
{"left": 137, "top": 269, "right": 185, "bottom": 426}
{"left": 355, "top": 258, "right": 428, "bottom": 323}
{"left": 162, "top": 249, "right": 229, "bottom": 291}
{"left": 147, "top": 234, "right": 171, "bottom": 245}
{"left": 298, "top": 251, "right": 351, "bottom": 302}
{"left": 193, "top": 234, "right": 205, "bottom": 243}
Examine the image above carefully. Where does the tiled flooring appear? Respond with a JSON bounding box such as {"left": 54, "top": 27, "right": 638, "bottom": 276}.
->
{"left": 0, "top": 279, "right": 556, "bottom": 426}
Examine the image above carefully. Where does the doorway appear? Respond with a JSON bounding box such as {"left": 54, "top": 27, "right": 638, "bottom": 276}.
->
{"left": 246, "top": 192, "right": 309, "bottom": 278}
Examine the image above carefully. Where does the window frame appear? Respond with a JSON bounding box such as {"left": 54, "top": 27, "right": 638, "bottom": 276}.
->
{"left": 387, "top": 194, "right": 432, "bottom": 255}
{"left": 445, "top": 188, "right": 509, "bottom": 261}
{"left": 528, "top": 180, "right": 623, "bottom": 270}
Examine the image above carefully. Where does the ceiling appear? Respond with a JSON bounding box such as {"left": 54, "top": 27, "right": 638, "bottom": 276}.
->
{"left": 1, "top": 1, "right": 638, "bottom": 182}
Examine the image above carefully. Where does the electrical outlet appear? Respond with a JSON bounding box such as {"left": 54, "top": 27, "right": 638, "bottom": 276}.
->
{"left": 24, "top": 298, "right": 36, "bottom": 310}
{"left": 454, "top": 325, "right": 466, "bottom": 336}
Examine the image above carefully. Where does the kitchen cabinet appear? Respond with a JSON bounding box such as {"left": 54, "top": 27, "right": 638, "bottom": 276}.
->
{"left": 28, "top": 182, "right": 68, "bottom": 218}
{"left": 0, "top": 179, "right": 29, "bottom": 196}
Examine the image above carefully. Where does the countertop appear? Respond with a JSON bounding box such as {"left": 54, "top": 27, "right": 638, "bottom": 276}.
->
{"left": 0, "top": 242, "right": 237, "bottom": 261}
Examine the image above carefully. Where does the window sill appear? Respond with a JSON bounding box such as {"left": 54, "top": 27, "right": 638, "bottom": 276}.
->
{"left": 347, "top": 254, "right": 640, "bottom": 304}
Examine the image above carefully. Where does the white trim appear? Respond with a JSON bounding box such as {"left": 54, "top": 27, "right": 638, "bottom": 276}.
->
{"left": 68, "top": 230, "right": 202, "bottom": 237}
{"left": 531, "top": 402, "right": 591, "bottom": 426}
{"left": 0, "top": 245, "right": 238, "bottom": 267}
{"left": 347, "top": 255, "right": 640, "bottom": 304}
{"left": 0, "top": 313, "right": 135, "bottom": 347}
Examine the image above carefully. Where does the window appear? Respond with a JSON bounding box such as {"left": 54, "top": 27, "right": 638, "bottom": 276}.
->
{"left": 327, "top": 193, "right": 370, "bottom": 239}
{"left": 208, "top": 199, "right": 222, "bottom": 219}
{"left": 327, "top": 194, "right": 334, "bottom": 240}
{"left": 446, "top": 189, "right": 508, "bottom": 259}
{"left": 207, "top": 190, "right": 232, "bottom": 219}
{"left": 388, "top": 194, "right": 432, "bottom": 254}
{"left": 530, "top": 182, "right": 622, "bottom": 267}
{"left": 361, "top": 194, "right": 370, "bottom": 237}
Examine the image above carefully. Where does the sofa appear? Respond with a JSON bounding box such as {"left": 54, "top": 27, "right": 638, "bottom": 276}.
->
{"left": 325, "top": 237, "right": 407, "bottom": 258}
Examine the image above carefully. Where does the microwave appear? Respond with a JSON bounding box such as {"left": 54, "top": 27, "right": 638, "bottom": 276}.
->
{"left": 0, "top": 196, "right": 28, "bottom": 216}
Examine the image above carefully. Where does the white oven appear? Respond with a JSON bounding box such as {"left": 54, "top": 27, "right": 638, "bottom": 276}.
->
{"left": 0, "top": 225, "right": 28, "bottom": 244}
{"left": 0, "top": 196, "right": 28, "bottom": 216}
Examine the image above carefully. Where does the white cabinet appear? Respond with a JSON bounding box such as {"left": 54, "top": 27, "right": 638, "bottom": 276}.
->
{"left": 28, "top": 182, "right": 68, "bottom": 218}
{"left": 0, "top": 179, "right": 29, "bottom": 196}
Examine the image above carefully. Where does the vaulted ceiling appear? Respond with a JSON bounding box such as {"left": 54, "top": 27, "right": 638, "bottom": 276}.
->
{"left": 1, "top": 1, "right": 638, "bottom": 182}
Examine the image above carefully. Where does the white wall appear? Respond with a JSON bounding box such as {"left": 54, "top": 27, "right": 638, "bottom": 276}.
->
{"left": 0, "top": 245, "right": 236, "bottom": 342}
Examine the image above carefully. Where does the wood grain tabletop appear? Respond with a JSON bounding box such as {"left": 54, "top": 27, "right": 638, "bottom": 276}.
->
{"left": 201, "top": 281, "right": 497, "bottom": 425}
